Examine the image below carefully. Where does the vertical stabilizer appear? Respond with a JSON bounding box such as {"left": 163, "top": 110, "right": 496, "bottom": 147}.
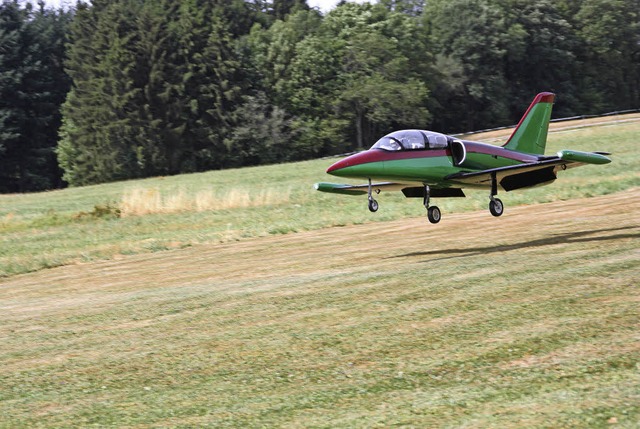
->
{"left": 502, "top": 92, "right": 555, "bottom": 155}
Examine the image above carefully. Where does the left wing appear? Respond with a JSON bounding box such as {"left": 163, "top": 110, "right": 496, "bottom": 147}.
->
{"left": 314, "top": 181, "right": 411, "bottom": 195}
{"left": 445, "top": 150, "right": 611, "bottom": 191}
{"left": 314, "top": 182, "right": 466, "bottom": 198}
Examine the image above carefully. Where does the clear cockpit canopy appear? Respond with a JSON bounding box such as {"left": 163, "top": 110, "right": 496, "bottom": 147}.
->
{"left": 371, "top": 130, "right": 450, "bottom": 151}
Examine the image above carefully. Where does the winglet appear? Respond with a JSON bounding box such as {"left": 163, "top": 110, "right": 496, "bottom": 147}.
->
{"left": 503, "top": 92, "right": 555, "bottom": 155}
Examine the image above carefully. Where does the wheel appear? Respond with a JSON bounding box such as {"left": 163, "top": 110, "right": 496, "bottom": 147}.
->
{"left": 427, "top": 206, "right": 441, "bottom": 224}
{"left": 489, "top": 198, "right": 504, "bottom": 217}
{"left": 368, "top": 198, "right": 379, "bottom": 213}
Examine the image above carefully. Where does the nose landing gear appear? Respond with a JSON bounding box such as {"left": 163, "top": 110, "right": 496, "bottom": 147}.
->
{"left": 367, "top": 179, "right": 379, "bottom": 212}
{"left": 368, "top": 197, "right": 379, "bottom": 213}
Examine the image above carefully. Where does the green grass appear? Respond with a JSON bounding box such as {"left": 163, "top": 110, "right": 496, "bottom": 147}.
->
{"left": 0, "top": 190, "right": 638, "bottom": 427}
{"left": 1, "top": 119, "right": 638, "bottom": 278}
{"left": 0, "top": 118, "right": 639, "bottom": 427}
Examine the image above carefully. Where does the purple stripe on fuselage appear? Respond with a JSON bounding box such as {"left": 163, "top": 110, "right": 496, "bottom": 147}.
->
{"left": 461, "top": 141, "right": 539, "bottom": 163}
{"left": 327, "top": 143, "right": 538, "bottom": 174}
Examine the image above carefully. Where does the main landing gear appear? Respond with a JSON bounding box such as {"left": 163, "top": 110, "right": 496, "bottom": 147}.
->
{"left": 423, "top": 185, "right": 441, "bottom": 224}
{"left": 365, "top": 177, "right": 504, "bottom": 222}
{"left": 489, "top": 172, "right": 504, "bottom": 217}
{"left": 489, "top": 197, "right": 504, "bottom": 217}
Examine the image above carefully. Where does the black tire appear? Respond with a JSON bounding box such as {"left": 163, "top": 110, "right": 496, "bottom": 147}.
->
{"left": 489, "top": 198, "right": 504, "bottom": 217}
{"left": 427, "top": 206, "right": 441, "bottom": 224}
{"left": 368, "top": 198, "right": 379, "bottom": 213}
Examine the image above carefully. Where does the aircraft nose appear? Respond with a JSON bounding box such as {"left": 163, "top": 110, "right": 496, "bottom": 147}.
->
{"left": 326, "top": 151, "right": 384, "bottom": 177}
{"left": 326, "top": 157, "right": 352, "bottom": 175}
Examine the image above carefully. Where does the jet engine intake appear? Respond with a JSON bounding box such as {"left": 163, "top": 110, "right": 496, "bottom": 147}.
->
{"left": 451, "top": 140, "right": 467, "bottom": 166}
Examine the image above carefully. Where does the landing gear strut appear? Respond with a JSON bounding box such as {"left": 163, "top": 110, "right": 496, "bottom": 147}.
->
{"left": 489, "top": 172, "right": 504, "bottom": 217}
{"left": 367, "top": 179, "right": 379, "bottom": 212}
{"left": 423, "top": 185, "right": 441, "bottom": 224}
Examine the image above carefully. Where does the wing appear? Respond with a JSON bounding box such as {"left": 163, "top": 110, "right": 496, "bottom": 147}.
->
{"left": 314, "top": 182, "right": 466, "bottom": 198}
{"left": 445, "top": 150, "right": 611, "bottom": 191}
{"left": 314, "top": 181, "right": 413, "bottom": 195}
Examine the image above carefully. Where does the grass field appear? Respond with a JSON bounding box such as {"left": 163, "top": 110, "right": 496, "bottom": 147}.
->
{"left": 1, "top": 117, "right": 639, "bottom": 427}
{"left": 1, "top": 116, "right": 639, "bottom": 278}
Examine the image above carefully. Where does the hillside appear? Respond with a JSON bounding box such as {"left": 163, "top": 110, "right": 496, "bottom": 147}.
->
{"left": 1, "top": 188, "right": 639, "bottom": 427}
{"left": 1, "top": 115, "right": 639, "bottom": 426}
{"left": 1, "top": 116, "right": 639, "bottom": 277}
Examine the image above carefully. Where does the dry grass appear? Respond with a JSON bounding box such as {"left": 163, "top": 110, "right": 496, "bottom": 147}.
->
{"left": 120, "top": 186, "right": 291, "bottom": 216}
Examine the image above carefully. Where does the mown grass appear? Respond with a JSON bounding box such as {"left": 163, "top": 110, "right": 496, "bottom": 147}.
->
{"left": 0, "top": 190, "right": 638, "bottom": 427}
{"left": 0, "top": 118, "right": 638, "bottom": 278}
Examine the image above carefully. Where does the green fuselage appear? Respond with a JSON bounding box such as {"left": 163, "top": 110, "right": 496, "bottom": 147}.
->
{"left": 317, "top": 93, "right": 611, "bottom": 222}
{"left": 327, "top": 140, "right": 538, "bottom": 189}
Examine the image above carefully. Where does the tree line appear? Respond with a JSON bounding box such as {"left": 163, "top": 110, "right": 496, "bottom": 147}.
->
{"left": 1, "top": 0, "right": 638, "bottom": 191}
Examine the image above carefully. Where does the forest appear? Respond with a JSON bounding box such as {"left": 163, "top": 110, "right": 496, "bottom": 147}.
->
{"left": 0, "top": 0, "right": 638, "bottom": 192}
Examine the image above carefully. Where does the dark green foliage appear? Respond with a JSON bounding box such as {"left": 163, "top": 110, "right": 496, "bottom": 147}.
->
{"left": 331, "top": 7, "right": 431, "bottom": 148}
{"left": 499, "top": 0, "right": 580, "bottom": 119}
{"left": 225, "top": 92, "right": 295, "bottom": 166}
{"left": 424, "top": 0, "right": 639, "bottom": 131}
{"left": 0, "top": 1, "right": 70, "bottom": 192}
{"left": 248, "top": 3, "right": 432, "bottom": 154}
{"left": 573, "top": 0, "right": 640, "bottom": 111}
{"left": 271, "top": 0, "right": 309, "bottom": 20}
{"left": 2, "top": 0, "right": 639, "bottom": 190}
{"left": 59, "top": 0, "right": 248, "bottom": 185}
{"left": 59, "top": 1, "right": 143, "bottom": 185}
{"left": 424, "top": 0, "right": 511, "bottom": 131}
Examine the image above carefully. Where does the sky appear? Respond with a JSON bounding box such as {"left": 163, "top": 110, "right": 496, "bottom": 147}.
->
{"left": 41, "top": 0, "right": 363, "bottom": 13}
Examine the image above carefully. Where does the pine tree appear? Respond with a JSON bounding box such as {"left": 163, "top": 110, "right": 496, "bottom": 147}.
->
{"left": 0, "top": 1, "right": 70, "bottom": 192}
{"left": 59, "top": 1, "right": 145, "bottom": 185}
{"left": 59, "top": 0, "right": 251, "bottom": 185}
{"left": 183, "top": 1, "right": 249, "bottom": 171}
{"left": 0, "top": 1, "right": 25, "bottom": 191}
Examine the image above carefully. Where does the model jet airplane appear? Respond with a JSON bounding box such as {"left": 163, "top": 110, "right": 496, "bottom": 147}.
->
{"left": 314, "top": 92, "right": 611, "bottom": 223}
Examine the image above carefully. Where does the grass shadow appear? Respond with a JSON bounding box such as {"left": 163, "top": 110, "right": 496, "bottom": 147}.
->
{"left": 389, "top": 225, "right": 640, "bottom": 262}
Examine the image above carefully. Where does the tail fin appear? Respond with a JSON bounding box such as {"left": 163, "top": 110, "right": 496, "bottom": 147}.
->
{"left": 502, "top": 92, "right": 555, "bottom": 155}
